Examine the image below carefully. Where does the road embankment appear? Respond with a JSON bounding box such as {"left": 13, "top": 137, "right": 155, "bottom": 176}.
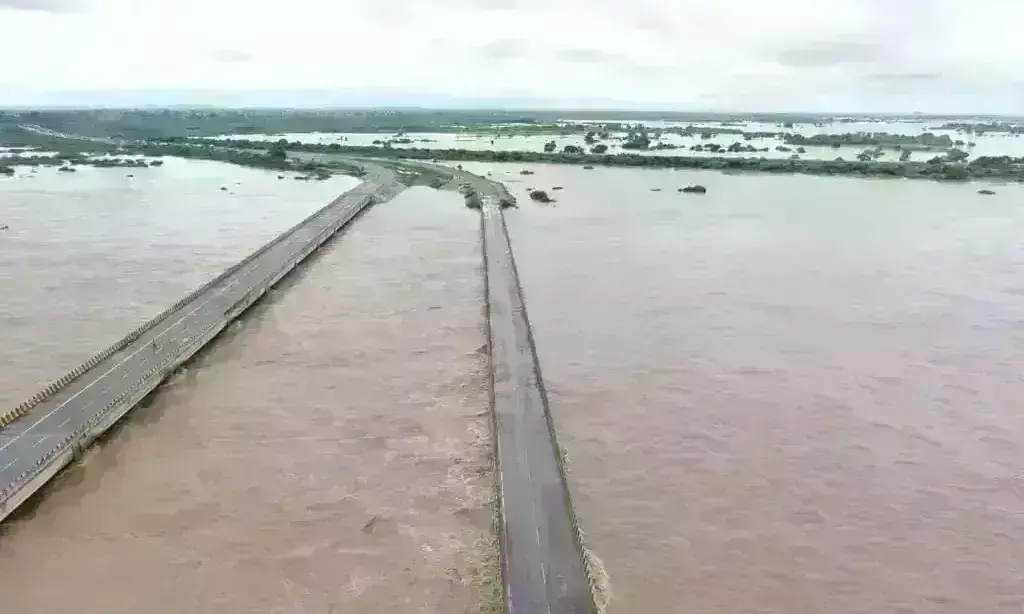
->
{"left": 0, "top": 168, "right": 402, "bottom": 522}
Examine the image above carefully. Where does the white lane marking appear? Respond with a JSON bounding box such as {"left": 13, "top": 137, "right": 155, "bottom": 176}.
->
{"left": 57, "top": 416, "right": 72, "bottom": 428}
{"left": 31, "top": 435, "right": 50, "bottom": 448}
{"left": 1, "top": 201, "right": 365, "bottom": 454}
{"left": 0, "top": 459, "right": 16, "bottom": 473}
{"left": 73, "top": 385, "right": 112, "bottom": 415}
{"left": 0, "top": 274, "right": 248, "bottom": 454}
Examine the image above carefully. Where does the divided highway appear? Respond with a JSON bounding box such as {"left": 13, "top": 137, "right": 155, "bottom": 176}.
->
{"left": 0, "top": 156, "right": 597, "bottom": 614}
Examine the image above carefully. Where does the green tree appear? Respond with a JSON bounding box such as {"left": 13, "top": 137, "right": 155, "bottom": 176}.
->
{"left": 945, "top": 148, "right": 969, "bottom": 162}
{"left": 268, "top": 142, "right": 288, "bottom": 160}
{"left": 942, "top": 165, "right": 969, "bottom": 180}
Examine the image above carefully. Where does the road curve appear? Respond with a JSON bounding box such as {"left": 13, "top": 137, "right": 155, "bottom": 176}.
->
{"left": 0, "top": 165, "right": 403, "bottom": 521}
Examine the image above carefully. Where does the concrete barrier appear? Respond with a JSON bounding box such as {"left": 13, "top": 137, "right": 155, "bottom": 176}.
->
{"left": 0, "top": 190, "right": 374, "bottom": 432}
{"left": 0, "top": 182, "right": 388, "bottom": 523}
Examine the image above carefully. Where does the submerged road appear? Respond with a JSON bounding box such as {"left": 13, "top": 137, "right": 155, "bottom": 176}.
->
{"left": 0, "top": 154, "right": 596, "bottom": 614}
{"left": 0, "top": 165, "right": 403, "bottom": 520}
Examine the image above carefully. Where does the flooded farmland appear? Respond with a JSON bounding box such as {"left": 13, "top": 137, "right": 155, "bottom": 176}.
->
{"left": 460, "top": 161, "right": 1024, "bottom": 614}
{"left": 217, "top": 118, "right": 1024, "bottom": 162}
{"left": 4, "top": 142, "right": 1024, "bottom": 614}
{"left": 0, "top": 187, "right": 495, "bottom": 614}
{"left": 0, "top": 159, "right": 359, "bottom": 408}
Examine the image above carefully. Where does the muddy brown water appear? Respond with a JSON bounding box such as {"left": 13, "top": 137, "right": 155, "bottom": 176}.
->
{"left": 8, "top": 154, "right": 1024, "bottom": 613}
{"left": 463, "top": 162, "right": 1024, "bottom": 614}
{"left": 0, "top": 160, "right": 361, "bottom": 408}
{"left": 0, "top": 182, "right": 494, "bottom": 613}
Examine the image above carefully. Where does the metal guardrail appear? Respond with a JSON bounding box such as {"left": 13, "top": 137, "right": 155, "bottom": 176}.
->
{"left": 0, "top": 188, "right": 362, "bottom": 432}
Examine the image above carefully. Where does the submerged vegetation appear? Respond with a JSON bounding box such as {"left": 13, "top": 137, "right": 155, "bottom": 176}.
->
{"left": 2, "top": 109, "right": 1024, "bottom": 185}
{"left": 0, "top": 126, "right": 340, "bottom": 178}
{"left": 191, "top": 138, "right": 1024, "bottom": 183}
{"left": 0, "top": 153, "right": 162, "bottom": 170}
{"left": 934, "top": 122, "right": 1024, "bottom": 135}
{"left": 783, "top": 132, "right": 956, "bottom": 151}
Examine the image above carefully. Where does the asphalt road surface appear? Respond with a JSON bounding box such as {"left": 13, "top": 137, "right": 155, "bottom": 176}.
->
{"left": 0, "top": 171, "right": 399, "bottom": 511}
{"left": 0, "top": 158, "right": 594, "bottom": 614}
{"left": 480, "top": 191, "right": 596, "bottom": 614}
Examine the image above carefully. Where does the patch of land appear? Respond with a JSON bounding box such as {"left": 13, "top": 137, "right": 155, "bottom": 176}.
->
{"left": 3, "top": 109, "right": 1024, "bottom": 184}
{"left": 188, "top": 138, "right": 1024, "bottom": 183}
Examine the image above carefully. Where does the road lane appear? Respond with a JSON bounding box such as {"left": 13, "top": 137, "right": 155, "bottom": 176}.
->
{"left": 478, "top": 191, "right": 596, "bottom": 614}
{"left": 0, "top": 169, "right": 401, "bottom": 516}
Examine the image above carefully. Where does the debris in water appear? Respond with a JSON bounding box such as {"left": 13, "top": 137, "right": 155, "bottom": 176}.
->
{"left": 362, "top": 515, "right": 387, "bottom": 534}
{"left": 529, "top": 189, "right": 554, "bottom": 203}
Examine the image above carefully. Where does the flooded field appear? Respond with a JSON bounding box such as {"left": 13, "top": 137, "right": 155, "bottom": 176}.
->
{"left": 0, "top": 187, "right": 495, "bottom": 614}
{"left": 218, "top": 118, "right": 1024, "bottom": 162}
{"left": 0, "top": 159, "right": 359, "bottom": 408}
{"left": 459, "top": 161, "right": 1024, "bottom": 613}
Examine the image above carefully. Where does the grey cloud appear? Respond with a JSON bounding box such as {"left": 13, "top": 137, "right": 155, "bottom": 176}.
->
{"left": 776, "top": 41, "right": 882, "bottom": 67}
{"left": 871, "top": 72, "right": 943, "bottom": 81}
{"left": 556, "top": 48, "right": 624, "bottom": 64}
{"left": 479, "top": 38, "right": 529, "bottom": 60}
{"left": 211, "top": 50, "right": 254, "bottom": 63}
{"left": 0, "top": 0, "right": 80, "bottom": 11}
{"left": 473, "top": 0, "right": 519, "bottom": 9}
{"left": 554, "top": 47, "right": 670, "bottom": 75}
{"left": 631, "top": 11, "right": 674, "bottom": 38}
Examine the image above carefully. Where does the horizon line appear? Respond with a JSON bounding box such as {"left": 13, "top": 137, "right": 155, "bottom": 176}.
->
{"left": 0, "top": 104, "right": 1021, "bottom": 120}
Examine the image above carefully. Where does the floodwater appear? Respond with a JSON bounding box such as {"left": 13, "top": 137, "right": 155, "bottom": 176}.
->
{"left": 0, "top": 187, "right": 494, "bottom": 613}
{"left": 0, "top": 158, "right": 359, "bottom": 408}
{"left": 220, "top": 118, "right": 1024, "bottom": 162}
{"left": 462, "top": 162, "right": 1024, "bottom": 613}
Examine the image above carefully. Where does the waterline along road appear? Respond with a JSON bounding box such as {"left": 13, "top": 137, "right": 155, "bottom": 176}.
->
{"left": 0, "top": 160, "right": 597, "bottom": 614}
{"left": 0, "top": 165, "right": 402, "bottom": 521}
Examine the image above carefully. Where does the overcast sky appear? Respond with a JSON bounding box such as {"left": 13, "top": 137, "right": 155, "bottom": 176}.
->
{"left": 1, "top": 0, "right": 1022, "bottom": 112}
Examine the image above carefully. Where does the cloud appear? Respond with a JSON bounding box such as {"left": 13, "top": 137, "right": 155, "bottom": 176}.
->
{"left": 870, "top": 72, "right": 943, "bottom": 82}
{"left": 555, "top": 48, "right": 625, "bottom": 64}
{"left": 478, "top": 38, "right": 529, "bottom": 60}
{"left": 0, "top": 0, "right": 80, "bottom": 11}
{"left": 211, "top": 50, "right": 254, "bottom": 63}
{"left": 472, "top": 0, "right": 519, "bottom": 9}
{"left": 0, "top": 0, "right": 1022, "bottom": 113}
{"left": 775, "top": 40, "right": 882, "bottom": 68}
